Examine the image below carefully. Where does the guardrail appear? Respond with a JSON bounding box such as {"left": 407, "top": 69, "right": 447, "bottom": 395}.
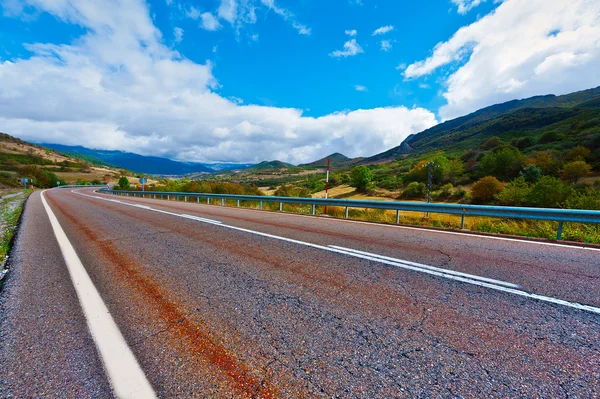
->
{"left": 98, "top": 189, "right": 600, "bottom": 240}
{"left": 58, "top": 184, "right": 108, "bottom": 189}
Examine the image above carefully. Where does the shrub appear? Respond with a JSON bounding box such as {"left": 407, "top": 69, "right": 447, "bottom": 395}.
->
{"left": 538, "top": 131, "right": 560, "bottom": 144}
{"left": 478, "top": 147, "right": 524, "bottom": 180}
{"left": 519, "top": 164, "right": 542, "bottom": 183}
{"left": 274, "top": 185, "right": 311, "bottom": 198}
{"left": 118, "top": 176, "right": 130, "bottom": 189}
{"left": 481, "top": 136, "right": 502, "bottom": 149}
{"left": 565, "top": 145, "right": 591, "bottom": 162}
{"left": 471, "top": 176, "right": 503, "bottom": 204}
{"left": 452, "top": 186, "right": 467, "bottom": 199}
{"left": 496, "top": 177, "right": 530, "bottom": 206}
{"left": 527, "top": 176, "right": 573, "bottom": 208}
{"left": 350, "top": 166, "right": 373, "bottom": 192}
{"left": 564, "top": 188, "right": 600, "bottom": 210}
{"left": 436, "top": 183, "right": 453, "bottom": 199}
{"left": 561, "top": 161, "right": 591, "bottom": 184}
{"left": 401, "top": 182, "right": 426, "bottom": 199}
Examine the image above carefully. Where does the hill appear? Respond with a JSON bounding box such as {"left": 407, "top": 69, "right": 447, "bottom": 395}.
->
{"left": 299, "top": 153, "right": 356, "bottom": 168}
{"left": 41, "top": 144, "right": 215, "bottom": 175}
{"left": 247, "top": 160, "right": 293, "bottom": 171}
{"left": 363, "top": 86, "right": 600, "bottom": 163}
{"left": 0, "top": 133, "right": 124, "bottom": 188}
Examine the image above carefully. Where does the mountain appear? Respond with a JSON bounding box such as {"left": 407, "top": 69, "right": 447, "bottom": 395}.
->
{"left": 362, "top": 86, "right": 600, "bottom": 164}
{"left": 41, "top": 144, "right": 214, "bottom": 175}
{"left": 247, "top": 160, "right": 293, "bottom": 171}
{"left": 299, "top": 153, "right": 356, "bottom": 168}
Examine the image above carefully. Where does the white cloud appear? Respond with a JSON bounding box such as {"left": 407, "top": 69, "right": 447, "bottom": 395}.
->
{"left": 200, "top": 12, "right": 222, "bottom": 31}
{"left": 355, "top": 85, "right": 368, "bottom": 92}
{"left": 186, "top": 6, "right": 202, "bottom": 20}
{"left": 173, "top": 27, "right": 183, "bottom": 43}
{"left": 330, "top": 39, "right": 364, "bottom": 58}
{"left": 372, "top": 25, "right": 394, "bottom": 36}
{"left": 0, "top": 0, "right": 436, "bottom": 164}
{"left": 218, "top": 0, "right": 238, "bottom": 24}
{"left": 405, "top": 0, "right": 600, "bottom": 120}
{"left": 381, "top": 40, "right": 392, "bottom": 52}
{"left": 451, "top": 0, "right": 486, "bottom": 14}
{"left": 260, "top": 0, "right": 311, "bottom": 35}
{"left": 345, "top": 29, "right": 357, "bottom": 36}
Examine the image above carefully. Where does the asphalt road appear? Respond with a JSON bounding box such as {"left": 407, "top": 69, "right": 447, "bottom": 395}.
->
{"left": 1, "top": 188, "right": 599, "bottom": 398}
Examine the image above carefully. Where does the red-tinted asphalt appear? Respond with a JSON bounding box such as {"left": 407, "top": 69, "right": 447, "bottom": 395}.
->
{"left": 1, "top": 188, "right": 598, "bottom": 398}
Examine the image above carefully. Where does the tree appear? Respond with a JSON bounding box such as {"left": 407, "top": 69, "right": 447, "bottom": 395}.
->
{"left": 527, "top": 176, "right": 573, "bottom": 208}
{"left": 496, "top": 177, "right": 530, "bottom": 206}
{"left": 118, "top": 176, "right": 130, "bottom": 189}
{"left": 350, "top": 166, "right": 373, "bottom": 192}
{"left": 561, "top": 161, "right": 591, "bottom": 184}
{"left": 478, "top": 148, "right": 525, "bottom": 181}
{"left": 401, "top": 182, "right": 426, "bottom": 199}
{"left": 519, "top": 164, "right": 542, "bottom": 183}
{"left": 565, "top": 145, "right": 591, "bottom": 162}
{"left": 524, "top": 151, "right": 559, "bottom": 176}
{"left": 471, "top": 176, "right": 503, "bottom": 203}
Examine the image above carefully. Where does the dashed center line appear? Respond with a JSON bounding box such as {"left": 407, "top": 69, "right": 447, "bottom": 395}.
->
{"left": 74, "top": 190, "right": 600, "bottom": 315}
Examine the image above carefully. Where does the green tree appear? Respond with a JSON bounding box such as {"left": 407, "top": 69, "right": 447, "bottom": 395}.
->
{"left": 471, "top": 176, "right": 503, "bottom": 204}
{"left": 527, "top": 176, "right": 573, "bottom": 208}
{"left": 496, "top": 177, "right": 530, "bottom": 206}
{"left": 565, "top": 145, "right": 591, "bottom": 162}
{"left": 118, "top": 176, "right": 130, "bottom": 189}
{"left": 561, "top": 161, "right": 591, "bottom": 184}
{"left": 401, "top": 182, "right": 426, "bottom": 199}
{"left": 478, "top": 148, "right": 524, "bottom": 180}
{"left": 350, "top": 166, "right": 373, "bottom": 192}
{"left": 519, "top": 164, "right": 542, "bottom": 183}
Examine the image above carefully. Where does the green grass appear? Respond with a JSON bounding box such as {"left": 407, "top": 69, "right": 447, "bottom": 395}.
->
{"left": 0, "top": 191, "right": 29, "bottom": 264}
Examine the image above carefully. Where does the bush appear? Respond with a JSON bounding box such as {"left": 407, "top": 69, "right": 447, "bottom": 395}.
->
{"left": 401, "top": 182, "right": 426, "bottom": 199}
{"left": 538, "top": 131, "right": 560, "bottom": 144}
{"left": 118, "top": 176, "right": 130, "bottom": 189}
{"left": 565, "top": 145, "right": 591, "bottom": 162}
{"left": 274, "top": 185, "right": 311, "bottom": 198}
{"left": 453, "top": 186, "right": 467, "bottom": 199}
{"left": 561, "top": 161, "right": 591, "bottom": 184}
{"left": 527, "top": 176, "right": 573, "bottom": 208}
{"left": 471, "top": 176, "right": 503, "bottom": 204}
{"left": 496, "top": 177, "right": 530, "bottom": 206}
{"left": 564, "top": 188, "right": 600, "bottom": 210}
{"left": 478, "top": 147, "right": 524, "bottom": 180}
{"left": 436, "top": 183, "right": 453, "bottom": 199}
{"left": 481, "top": 136, "right": 502, "bottom": 149}
{"left": 350, "top": 166, "right": 373, "bottom": 192}
{"left": 519, "top": 164, "right": 542, "bottom": 183}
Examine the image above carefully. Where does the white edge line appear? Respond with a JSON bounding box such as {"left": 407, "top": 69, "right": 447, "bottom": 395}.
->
{"left": 75, "top": 190, "right": 600, "bottom": 315}
{"left": 42, "top": 191, "right": 156, "bottom": 398}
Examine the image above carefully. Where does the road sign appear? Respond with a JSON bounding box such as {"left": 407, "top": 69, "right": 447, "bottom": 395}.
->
{"left": 57, "top": 181, "right": 61, "bottom": 186}
{"left": 139, "top": 178, "right": 147, "bottom": 185}
{"left": 21, "top": 177, "right": 28, "bottom": 189}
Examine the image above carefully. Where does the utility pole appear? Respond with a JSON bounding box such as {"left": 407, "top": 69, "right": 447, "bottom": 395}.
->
{"left": 426, "top": 161, "right": 434, "bottom": 203}
{"left": 324, "top": 159, "right": 330, "bottom": 214}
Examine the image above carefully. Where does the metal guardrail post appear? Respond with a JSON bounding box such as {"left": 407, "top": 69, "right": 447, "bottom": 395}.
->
{"left": 279, "top": 202, "right": 283, "bottom": 212}
{"left": 312, "top": 204, "right": 316, "bottom": 215}
{"left": 260, "top": 201, "right": 263, "bottom": 210}
{"left": 345, "top": 207, "right": 349, "bottom": 219}
{"left": 237, "top": 199, "right": 240, "bottom": 207}
{"left": 557, "top": 221, "right": 564, "bottom": 240}
{"left": 461, "top": 214, "right": 466, "bottom": 229}
{"left": 222, "top": 198, "right": 225, "bottom": 206}
{"left": 396, "top": 210, "right": 400, "bottom": 224}
{"left": 207, "top": 198, "right": 210, "bottom": 204}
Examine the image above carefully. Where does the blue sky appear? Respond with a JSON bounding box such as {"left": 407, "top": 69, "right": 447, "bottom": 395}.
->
{"left": 1, "top": 0, "right": 599, "bottom": 163}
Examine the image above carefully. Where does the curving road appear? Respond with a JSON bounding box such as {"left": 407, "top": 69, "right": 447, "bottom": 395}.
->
{"left": 1, "top": 188, "right": 599, "bottom": 398}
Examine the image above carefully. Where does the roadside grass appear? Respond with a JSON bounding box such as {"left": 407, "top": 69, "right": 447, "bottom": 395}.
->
{"left": 0, "top": 190, "right": 30, "bottom": 288}
{"left": 144, "top": 194, "right": 600, "bottom": 244}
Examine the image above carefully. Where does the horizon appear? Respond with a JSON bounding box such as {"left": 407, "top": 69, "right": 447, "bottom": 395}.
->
{"left": 1, "top": 0, "right": 599, "bottom": 164}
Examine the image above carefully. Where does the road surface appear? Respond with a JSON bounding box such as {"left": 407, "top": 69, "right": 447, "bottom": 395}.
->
{"left": 1, "top": 188, "right": 599, "bottom": 398}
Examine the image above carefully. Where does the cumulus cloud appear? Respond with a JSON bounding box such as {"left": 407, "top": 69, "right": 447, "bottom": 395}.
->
{"left": 330, "top": 39, "right": 364, "bottom": 58}
{"left": 405, "top": 0, "right": 600, "bottom": 120}
{"left": 173, "top": 27, "right": 183, "bottom": 43}
{"left": 0, "top": 0, "right": 436, "bottom": 164}
{"left": 345, "top": 29, "right": 357, "bottom": 36}
{"left": 355, "top": 85, "right": 368, "bottom": 92}
{"left": 372, "top": 25, "right": 394, "bottom": 36}
{"left": 200, "top": 12, "right": 222, "bottom": 31}
{"left": 451, "top": 0, "right": 486, "bottom": 14}
{"left": 218, "top": 0, "right": 238, "bottom": 24}
{"left": 381, "top": 40, "right": 392, "bottom": 52}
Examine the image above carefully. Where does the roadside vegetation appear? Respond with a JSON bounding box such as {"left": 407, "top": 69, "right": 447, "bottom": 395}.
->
{"left": 0, "top": 190, "right": 30, "bottom": 287}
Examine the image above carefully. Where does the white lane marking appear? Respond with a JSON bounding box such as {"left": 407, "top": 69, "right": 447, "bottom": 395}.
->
{"left": 88, "top": 190, "right": 600, "bottom": 252}
{"left": 42, "top": 191, "right": 156, "bottom": 398}
{"left": 72, "top": 190, "right": 600, "bottom": 315}
{"left": 329, "top": 245, "right": 520, "bottom": 288}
